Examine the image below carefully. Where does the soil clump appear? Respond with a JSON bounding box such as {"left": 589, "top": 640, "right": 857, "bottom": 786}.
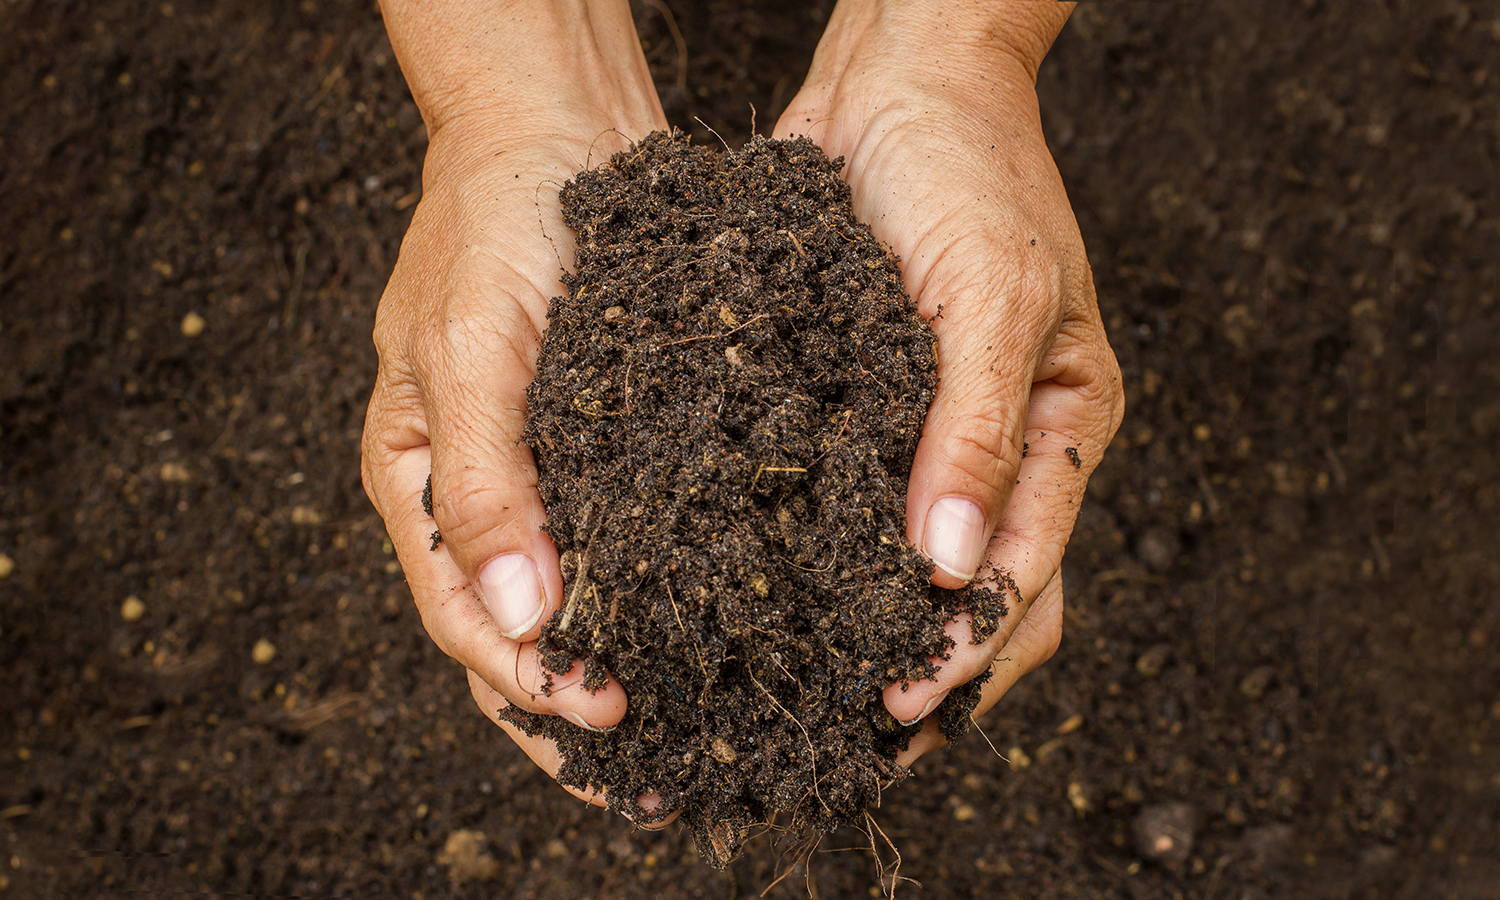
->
{"left": 498, "top": 130, "right": 1004, "bottom": 865}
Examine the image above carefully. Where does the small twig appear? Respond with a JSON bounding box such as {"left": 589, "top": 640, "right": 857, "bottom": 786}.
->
{"left": 810, "top": 410, "right": 854, "bottom": 467}
{"left": 665, "top": 580, "right": 686, "bottom": 634}
{"left": 969, "top": 713, "right": 1010, "bottom": 763}
{"left": 694, "top": 115, "right": 730, "bottom": 151}
{"left": 759, "top": 832, "right": 821, "bottom": 898}
{"left": 640, "top": 0, "right": 688, "bottom": 98}
{"left": 863, "top": 810, "right": 918, "bottom": 898}
{"left": 559, "top": 510, "right": 602, "bottom": 631}
{"left": 585, "top": 127, "right": 630, "bottom": 170}
{"left": 776, "top": 548, "right": 837, "bottom": 574}
{"left": 534, "top": 179, "right": 567, "bottom": 272}
{"left": 658, "top": 313, "right": 770, "bottom": 348}
{"left": 748, "top": 672, "right": 827, "bottom": 814}
{"left": 751, "top": 463, "right": 806, "bottom": 492}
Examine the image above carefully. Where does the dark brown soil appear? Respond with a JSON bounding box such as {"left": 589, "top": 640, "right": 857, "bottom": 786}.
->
{"left": 499, "top": 130, "right": 998, "bottom": 863}
{"left": 3, "top": 2, "right": 1498, "bottom": 898}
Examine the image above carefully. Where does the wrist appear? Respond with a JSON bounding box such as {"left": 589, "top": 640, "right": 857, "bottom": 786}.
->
{"left": 802, "top": 0, "right": 1071, "bottom": 92}
{"left": 379, "top": 0, "right": 664, "bottom": 141}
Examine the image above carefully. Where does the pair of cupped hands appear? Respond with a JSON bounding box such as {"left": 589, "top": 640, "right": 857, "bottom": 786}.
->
{"left": 361, "top": 0, "right": 1121, "bottom": 823}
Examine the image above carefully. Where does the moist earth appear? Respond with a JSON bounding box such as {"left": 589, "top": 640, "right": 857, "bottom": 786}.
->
{"left": 2, "top": 2, "right": 1497, "bottom": 898}
{"left": 497, "top": 130, "right": 999, "bottom": 866}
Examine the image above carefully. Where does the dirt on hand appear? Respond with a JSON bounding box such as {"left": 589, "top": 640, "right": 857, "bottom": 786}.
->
{"left": 496, "top": 130, "right": 1005, "bottom": 865}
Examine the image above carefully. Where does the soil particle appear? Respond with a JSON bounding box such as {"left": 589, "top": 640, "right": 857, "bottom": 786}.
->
{"left": 1133, "top": 643, "right": 1173, "bottom": 678}
{"left": 1239, "top": 665, "right": 1278, "bottom": 701}
{"left": 1135, "top": 525, "right": 1181, "bottom": 573}
{"left": 1133, "top": 801, "right": 1200, "bottom": 867}
{"left": 498, "top": 129, "right": 1007, "bottom": 865}
{"left": 436, "top": 829, "right": 501, "bottom": 884}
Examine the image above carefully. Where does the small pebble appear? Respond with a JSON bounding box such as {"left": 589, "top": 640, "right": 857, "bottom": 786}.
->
{"left": 0, "top": 554, "right": 13, "bottom": 579}
{"left": 290, "top": 505, "right": 322, "bottom": 526}
{"left": 180, "top": 312, "right": 205, "bottom": 336}
{"left": 1133, "top": 801, "right": 1198, "bottom": 866}
{"left": 710, "top": 736, "right": 738, "bottom": 764}
{"left": 251, "top": 639, "right": 277, "bottom": 665}
{"left": 436, "top": 829, "right": 499, "bottom": 884}
{"left": 953, "top": 804, "right": 976, "bottom": 822}
{"left": 1239, "top": 665, "right": 1277, "bottom": 700}
{"left": 1137, "top": 526, "right": 1181, "bottom": 573}
{"left": 1135, "top": 643, "right": 1173, "bottom": 678}
{"left": 120, "top": 596, "right": 146, "bottom": 622}
{"left": 1067, "top": 782, "right": 1093, "bottom": 816}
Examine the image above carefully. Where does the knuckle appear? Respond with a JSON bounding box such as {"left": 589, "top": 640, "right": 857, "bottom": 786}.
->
{"left": 416, "top": 297, "right": 538, "bottom": 395}
{"left": 1019, "top": 582, "right": 1065, "bottom": 668}
{"left": 359, "top": 452, "right": 378, "bottom": 507}
{"left": 937, "top": 403, "right": 1027, "bottom": 497}
{"left": 432, "top": 470, "right": 521, "bottom": 550}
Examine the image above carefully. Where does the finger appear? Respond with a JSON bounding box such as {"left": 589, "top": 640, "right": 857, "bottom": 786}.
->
{"left": 982, "top": 312, "right": 1123, "bottom": 604}
{"left": 904, "top": 239, "right": 1067, "bottom": 588}
{"left": 409, "top": 273, "right": 567, "bottom": 644}
{"left": 468, "top": 671, "right": 679, "bottom": 829}
{"left": 466, "top": 669, "right": 607, "bottom": 808}
{"left": 893, "top": 571, "right": 1064, "bottom": 768}
{"left": 365, "top": 413, "right": 626, "bottom": 729}
{"left": 884, "top": 567, "right": 1063, "bottom": 724}
{"left": 971, "top": 566, "right": 1065, "bottom": 718}
{"left": 894, "top": 718, "right": 947, "bottom": 769}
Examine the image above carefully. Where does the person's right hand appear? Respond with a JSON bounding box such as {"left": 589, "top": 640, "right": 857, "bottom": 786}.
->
{"left": 362, "top": 0, "right": 667, "bottom": 816}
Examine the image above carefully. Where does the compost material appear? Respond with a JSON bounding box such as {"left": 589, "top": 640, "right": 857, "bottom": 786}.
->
{"left": 499, "top": 130, "right": 1004, "bottom": 865}
{"left": 7, "top": 3, "right": 1496, "bottom": 896}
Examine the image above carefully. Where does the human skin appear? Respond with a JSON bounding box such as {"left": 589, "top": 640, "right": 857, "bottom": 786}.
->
{"left": 362, "top": 0, "right": 1122, "bottom": 807}
{"left": 773, "top": 0, "right": 1123, "bottom": 763}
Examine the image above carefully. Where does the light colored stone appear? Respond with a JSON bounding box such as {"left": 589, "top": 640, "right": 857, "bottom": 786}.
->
{"left": 436, "top": 829, "right": 500, "bottom": 884}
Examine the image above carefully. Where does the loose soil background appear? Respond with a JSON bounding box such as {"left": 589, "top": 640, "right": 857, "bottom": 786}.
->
{"left": 2, "top": 1, "right": 1498, "bottom": 897}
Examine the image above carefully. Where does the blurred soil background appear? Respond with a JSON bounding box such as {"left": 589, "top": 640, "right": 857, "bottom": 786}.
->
{"left": 2, "top": 1, "right": 1498, "bottom": 897}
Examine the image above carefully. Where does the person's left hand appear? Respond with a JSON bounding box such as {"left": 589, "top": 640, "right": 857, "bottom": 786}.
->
{"left": 774, "top": 0, "right": 1123, "bottom": 764}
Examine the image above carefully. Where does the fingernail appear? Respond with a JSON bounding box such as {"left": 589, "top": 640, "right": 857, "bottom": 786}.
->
{"left": 621, "top": 793, "right": 667, "bottom": 827}
{"left": 923, "top": 496, "right": 987, "bottom": 582}
{"left": 560, "top": 710, "right": 610, "bottom": 733}
{"left": 478, "top": 553, "right": 545, "bottom": 640}
{"left": 899, "top": 689, "right": 950, "bottom": 727}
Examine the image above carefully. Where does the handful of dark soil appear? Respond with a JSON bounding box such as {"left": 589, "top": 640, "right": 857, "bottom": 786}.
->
{"left": 500, "top": 130, "right": 1004, "bottom": 866}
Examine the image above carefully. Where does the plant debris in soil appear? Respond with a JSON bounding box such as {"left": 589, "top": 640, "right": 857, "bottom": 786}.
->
{"left": 491, "top": 129, "right": 1010, "bottom": 867}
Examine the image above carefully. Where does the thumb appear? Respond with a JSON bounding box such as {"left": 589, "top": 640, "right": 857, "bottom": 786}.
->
{"left": 905, "top": 236, "right": 1066, "bottom": 587}
{"left": 417, "top": 290, "right": 564, "bottom": 644}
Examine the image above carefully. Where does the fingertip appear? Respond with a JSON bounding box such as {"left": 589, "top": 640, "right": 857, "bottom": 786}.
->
{"left": 478, "top": 553, "right": 547, "bottom": 640}
{"left": 623, "top": 794, "right": 679, "bottom": 831}
{"left": 893, "top": 719, "right": 948, "bottom": 768}
{"left": 919, "top": 496, "right": 988, "bottom": 586}
{"left": 545, "top": 660, "right": 628, "bottom": 730}
{"left": 883, "top": 679, "right": 943, "bottom": 725}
